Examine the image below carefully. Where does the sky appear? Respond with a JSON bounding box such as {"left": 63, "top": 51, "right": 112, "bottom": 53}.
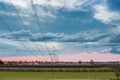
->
{"left": 0, "top": 0, "right": 120, "bottom": 62}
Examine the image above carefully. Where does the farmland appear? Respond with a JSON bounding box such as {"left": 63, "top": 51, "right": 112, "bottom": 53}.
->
{"left": 0, "top": 63, "right": 119, "bottom": 80}
{"left": 0, "top": 72, "right": 115, "bottom": 80}
{"left": 0, "top": 63, "right": 120, "bottom": 72}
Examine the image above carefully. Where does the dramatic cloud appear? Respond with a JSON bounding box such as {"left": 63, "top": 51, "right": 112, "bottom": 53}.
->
{"left": 110, "top": 47, "right": 120, "bottom": 54}
{"left": 0, "top": 30, "right": 32, "bottom": 41}
{"left": 109, "top": 34, "right": 120, "bottom": 43}
{"left": 0, "top": 0, "right": 96, "bottom": 10}
{"left": 94, "top": 4, "right": 120, "bottom": 24}
{"left": 0, "top": 30, "right": 112, "bottom": 42}
{"left": 0, "top": 29, "right": 119, "bottom": 55}
{"left": 0, "top": 0, "right": 99, "bottom": 23}
{"left": 0, "top": 0, "right": 29, "bottom": 9}
{"left": 0, "top": 0, "right": 56, "bottom": 23}
{"left": 0, "top": 0, "right": 120, "bottom": 61}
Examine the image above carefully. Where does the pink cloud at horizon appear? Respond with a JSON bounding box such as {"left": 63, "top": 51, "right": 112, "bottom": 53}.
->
{"left": 58, "top": 53, "right": 120, "bottom": 62}
{"left": 1, "top": 57, "right": 46, "bottom": 62}
{"left": 1, "top": 53, "right": 120, "bottom": 62}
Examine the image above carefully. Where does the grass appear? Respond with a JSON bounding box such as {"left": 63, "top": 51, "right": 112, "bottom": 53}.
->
{"left": 0, "top": 72, "right": 115, "bottom": 79}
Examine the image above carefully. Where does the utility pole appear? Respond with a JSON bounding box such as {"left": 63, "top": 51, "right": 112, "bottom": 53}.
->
{"left": 49, "top": 53, "right": 58, "bottom": 80}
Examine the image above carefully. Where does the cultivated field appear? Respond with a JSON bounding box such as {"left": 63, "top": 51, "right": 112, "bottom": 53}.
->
{"left": 0, "top": 64, "right": 119, "bottom": 80}
{"left": 0, "top": 72, "right": 116, "bottom": 80}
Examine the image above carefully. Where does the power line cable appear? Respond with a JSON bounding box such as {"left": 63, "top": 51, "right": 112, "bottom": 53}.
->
{"left": 30, "top": 0, "right": 51, "bottom": 53}
{"left": 0, "top": 16, "right": 40, "bottom": 60}
{"left": 0, "top": 2, "right": 29, "bottom": 60}
{"left": 49, "top": 53, "right": 57, "bottom": 80}
{"left": 30, "top": 1, "right": 56, "bottom": 80}
{"left": 9, "top": 0, "right": 48, "bottom": 60}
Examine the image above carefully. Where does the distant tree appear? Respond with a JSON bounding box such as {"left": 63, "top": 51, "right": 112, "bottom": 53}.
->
{"left": 90, "top": 59, "right": 94, "bottom": 64}
{"left": 19, "top": 61, "right": 22, "bottom": 64}
{"left": 35, "top": 61, "right": 38, "bottom": 63}
{"left": 0, "top": 59, "right": 4, "bottom": 65}
{"left": 79, "top": 60, "right": 81, "bottom": 64}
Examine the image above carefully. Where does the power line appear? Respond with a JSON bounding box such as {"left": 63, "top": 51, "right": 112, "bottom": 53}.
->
{"left": 0, "top": 16, "right": 40, "bottom": 60}
{"left": 9, "top": 0, "right": 48, "bottom": 60}
{"left": 30, "top": 0, "right": 51, "bottom": 54}
{"left": 30, "top": 0, "right": 55, "bottom": 63}
{"left": 30, "top": 1, "right": 57, "bottom": 80}
{"left": 49, "top": 53, "right": 57, "bottom": 80}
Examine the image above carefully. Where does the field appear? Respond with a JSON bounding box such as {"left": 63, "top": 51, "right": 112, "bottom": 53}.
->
{"left": 0, "top": 72, "right": 116, "bottom": 80}
{"left": 0, "top": 64, "right": 119, "bottom": 80}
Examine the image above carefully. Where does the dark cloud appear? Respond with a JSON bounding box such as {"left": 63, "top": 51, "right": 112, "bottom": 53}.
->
{"left": 99, "top": 34, "right": 120, "bottom": 54}
{"left": 30, "top": 32, "right": 64, "bottom": 42}
{"left": 109, "top": 34, "right": 120, "bottom": 43}
{"left": 0, "top": 30, "right": 32, "bottom": 41}
{"left": 110, "top": 46, "right": 120, "bottom": 54}
{"left": 0, "top": 30, "right": 112, "bottom": 43}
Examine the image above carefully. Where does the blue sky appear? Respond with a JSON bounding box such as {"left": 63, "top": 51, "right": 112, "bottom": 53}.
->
{"left": 0, "top": 0, "right": 120, "bottom": 61}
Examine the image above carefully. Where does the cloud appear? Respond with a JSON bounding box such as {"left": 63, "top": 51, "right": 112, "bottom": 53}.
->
{"left": 32, "top": 0, "right": 97, "bottom": 11}
{"left": 0, "top": 29, "right": 112, "bottom": 43}
{"left": 0, "top": 37, "right": 60, "bottom": 58}
{"left": 0, "top": 38, "right": 20, "bottom": 47}
{"left": 0, "top": 0, "right": 56, "bottom": 23}
{"left": 0, "top": 0, "right": 29, "bottom": 9}
{"left": 0, "top": 30, "right": 32, "bottom": 41}
{"left": 110, "top": 46, "right": 120, "bottom": 54}
{"left": 0, "top": 11, "right": 16, "bottom": 16}
{"left": 93, "top": 0, "right": 120, "bottom": 40}
{"left": 109, "top": 34, "right": 120, "bottom": 43}
{"left": 31, "top": 32, "right": 64, "bottom": 42}
{"left": 98, "top": 33, "right": 120, "bottom": 54}
{"left": 73, "top": 53, "right": 120, "bottom": 61}
{"left": 0, "top": 0, "right": 100, "bottom": 24}
{"left": 111, "top": 25, "right": 120, "bottom": 33}
{"left": 2, "top": 0, "right": 117, "bottom": 26}
{"left": 0, "top": 30, "right": 120, "bottom": 59}
{"left": 0, "top": 31, "right": 116, "bottom": 56}
{"left": 2, "top": 29, "right": 119, "bottom": 54}
{"left": 94, "top": 4, "right": 120, "bottom": 24}
{"left": 0, "top": 0, "right": 97, "bottom": 10}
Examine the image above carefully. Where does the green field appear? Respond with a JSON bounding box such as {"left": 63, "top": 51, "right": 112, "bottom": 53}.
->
{"left": 0, "top": 72, "right": 116, "bottom": 79}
